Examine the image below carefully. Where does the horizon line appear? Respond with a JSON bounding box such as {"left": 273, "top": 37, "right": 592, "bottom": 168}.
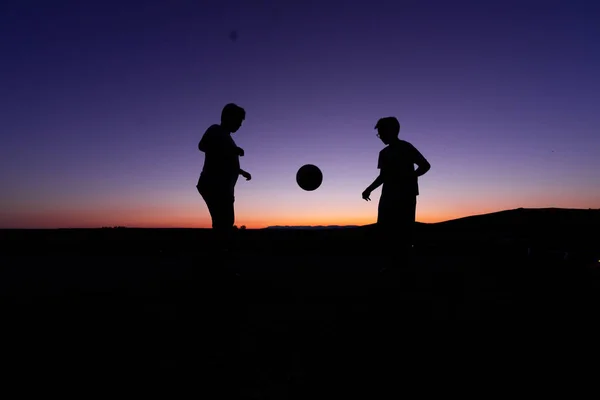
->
{"left": 1, "top": 207, "right": 597, "bottom": 230}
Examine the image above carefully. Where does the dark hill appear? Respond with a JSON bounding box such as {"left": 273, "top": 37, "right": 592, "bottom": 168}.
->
{"left": 0, "top": 208, "right": 597, "bottom": 257}
{"left": 420, "top": 208, "right": 599, "bottom": 249}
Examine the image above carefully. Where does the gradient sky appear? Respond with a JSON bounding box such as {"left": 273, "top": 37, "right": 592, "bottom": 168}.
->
{"left": 1, "top": 0, "right": 599, "bottom": 229}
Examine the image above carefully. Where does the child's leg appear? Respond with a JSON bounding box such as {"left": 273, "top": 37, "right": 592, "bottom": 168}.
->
{"left": 377, "top": 195, "right": 416, "bottom": 266}
{"left": 377, "top": 197, "right": 397, "bottom": 259}
{"left": 199, "top": 187, "right": 232, "bottom": 251}
{"left": 397, "top": 196, "right": 417, "bottom": 251}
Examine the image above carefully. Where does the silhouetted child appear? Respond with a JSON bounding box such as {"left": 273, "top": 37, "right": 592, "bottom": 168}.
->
{"left": 197, "top": 103, "right": 252, "bottom": 252}
{"left": 362, "top": 117, "right": 431, "bottom": 260}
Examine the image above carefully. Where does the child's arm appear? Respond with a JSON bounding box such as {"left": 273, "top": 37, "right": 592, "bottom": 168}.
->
{"left": 362, "top": 173, "right": 384, "bottom": 201}
{"left": 198, "top": 128, "right": 215, "bottom": 152}
{"left": 411, "top": 145, "right": 431, "bottom": 177}
{"left": 239, "top": 168, "right": 251, "bottom": 181}
{"left": 198, "top": 126, "right": 228, "bottom": 154}
{"left": 362, "top": 153, "right": 387, "bottom": 200}
{"left": 365, "top": 172, "right": 385, "bottom": 193}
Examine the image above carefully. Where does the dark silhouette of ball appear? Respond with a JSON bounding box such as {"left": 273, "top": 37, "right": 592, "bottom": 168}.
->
{"left": 296, "top": 164, "right": 323, "bottom": 191}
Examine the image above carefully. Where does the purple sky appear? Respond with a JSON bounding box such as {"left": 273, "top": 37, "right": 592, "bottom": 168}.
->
{"left": 1, "top": 0, "right": 599, "bottom": 228}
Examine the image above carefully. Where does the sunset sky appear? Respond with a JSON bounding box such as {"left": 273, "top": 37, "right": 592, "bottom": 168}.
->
{"left": 1, "top": 0, "right": 599, "bottom": 229}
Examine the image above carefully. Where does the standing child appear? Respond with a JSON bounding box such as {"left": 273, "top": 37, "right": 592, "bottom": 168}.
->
{"left": 362, "top": 117, "right": 431, "bottom": 259}
{"left": 197, "top": 103, "right": 252, "bottom": 252}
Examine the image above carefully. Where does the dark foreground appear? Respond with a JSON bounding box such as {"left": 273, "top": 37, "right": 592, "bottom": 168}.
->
{"left": 1, "top": 223, "right": 599, "bottom": 395}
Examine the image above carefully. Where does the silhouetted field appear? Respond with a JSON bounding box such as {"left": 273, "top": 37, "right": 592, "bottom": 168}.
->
{"left": 1, "top": 208, "right": 598, "bottom": 393}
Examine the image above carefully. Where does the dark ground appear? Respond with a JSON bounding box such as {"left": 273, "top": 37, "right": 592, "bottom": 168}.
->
{"left": 1, "top": 209, "right": 599, "bottom": 396}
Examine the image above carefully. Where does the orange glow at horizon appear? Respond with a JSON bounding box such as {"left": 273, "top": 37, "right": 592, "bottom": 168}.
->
{"left": 1, "top": 191, "right": 597, "bottom": 229}
{"left": 0, "top": 206, "right": 583, "bottom": 229}
{"left": 2, "top": 207, "right": 456, "bottom": 229}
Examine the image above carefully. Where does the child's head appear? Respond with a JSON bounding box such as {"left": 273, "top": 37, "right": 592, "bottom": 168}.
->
{"left": 375, "top": 117, "right": 400, "bottom": 144}
{"left": 221, "top": 103, "right": 246, "bottom": 133}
